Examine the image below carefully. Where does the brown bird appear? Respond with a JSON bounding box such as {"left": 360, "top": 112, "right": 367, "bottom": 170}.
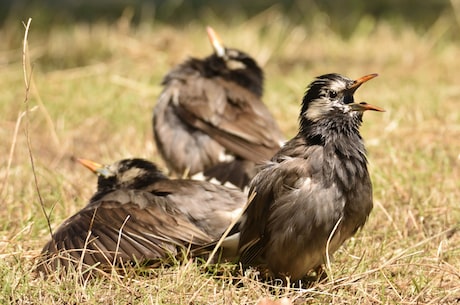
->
{"left": 38, "top": 158, "right": 246, "bottom": 274}
{"left": 153, "top": 27, "right": 285, "bottom": 189}
{"left": 238, "top": 73, "right": 384, "bottom": 282}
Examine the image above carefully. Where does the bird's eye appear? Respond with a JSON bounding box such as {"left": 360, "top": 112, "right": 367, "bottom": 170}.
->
{"left": 329, "top": 90, "right": 338, "bottom": 99}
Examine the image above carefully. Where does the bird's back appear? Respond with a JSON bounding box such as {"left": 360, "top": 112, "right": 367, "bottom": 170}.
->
{"left": 153, "top": 65, "right": 226, "bottom": 176}
{"left": 38, "top": 174, "right": 248, "bottom": 274}
{"left": 147, "top": 178, "right": 247, "bottom": 239}
{"left": 153, "top": 56, "right": 284, "bottom": 188}
{"left": 38, "top": 188, "right": 216, "bottom": 273}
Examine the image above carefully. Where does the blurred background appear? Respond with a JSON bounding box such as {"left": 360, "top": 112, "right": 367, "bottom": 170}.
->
{"left": 1, "top": 1, "right": 460, "bottom": 303}
{"left": 1, "top": 0, "right": 458, "bottom": 34}
{"left": 1, "top": 0, "right": 458, "bottom": 182}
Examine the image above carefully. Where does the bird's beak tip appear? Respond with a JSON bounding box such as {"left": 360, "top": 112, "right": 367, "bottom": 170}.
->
{"left": 206, "top": 26, "right": 226, "bottom": 57}
{"left": 351, "top": 102, "right": 385, "bottom": 113}
{"left": 357, "top": 73, "right": 379, "bottom": 83}
{"left": 349, "top": 73, "right": 379, "bottom": 92}
{"left": 76, "top": 158, "right": 104, "bottom": 174}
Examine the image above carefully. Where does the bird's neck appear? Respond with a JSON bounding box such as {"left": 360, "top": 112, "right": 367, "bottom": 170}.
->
{"left": 285, "top": 119, "right": 369, "bottom": 208}
{"left": 300, "top": 115, "right": 367, "bottom": 161}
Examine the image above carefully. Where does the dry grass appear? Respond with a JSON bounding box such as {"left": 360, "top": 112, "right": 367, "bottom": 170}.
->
{"left": 1, "top": 8, "right": 459, "bottom": 304}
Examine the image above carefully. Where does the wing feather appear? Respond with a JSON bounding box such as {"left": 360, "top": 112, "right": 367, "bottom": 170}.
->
{"left": 174, "top": 77, "right": 284, "bottom": 162}
{"left": 39, "top": 189, "right": 216, "bottom": 272}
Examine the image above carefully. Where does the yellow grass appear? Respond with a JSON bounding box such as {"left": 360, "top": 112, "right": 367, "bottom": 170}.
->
{"left": 0, "top": 8, "right": 459, "bottom": 304}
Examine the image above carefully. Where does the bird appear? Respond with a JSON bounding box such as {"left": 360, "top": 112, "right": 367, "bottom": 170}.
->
{"left": 37, "top": 158, "right": 246, "bottom": 274}
{"left": 152, "top": 26, "right": 285, "bottom": 189}
{"left": 237, "top": 73, "right": 384, "bottom": 282}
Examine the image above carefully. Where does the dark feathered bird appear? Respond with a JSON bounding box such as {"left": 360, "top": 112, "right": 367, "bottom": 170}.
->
{"left": 238, "top": 73, "right": 384, "bottom": 281}
{"left": 153, "top": 27, "right": 285, "bottom": 189}
{"left": 38, "top": 158, "right": 245, "bottom": 274}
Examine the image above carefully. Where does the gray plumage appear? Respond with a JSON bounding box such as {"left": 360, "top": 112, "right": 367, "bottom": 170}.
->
{"left": 38, "top": 158, "right": 245, "bottom": 274}
{"left": 238, "top": 73, "right": 384, "bottom": 281}
{"left": 153, "top": 27, "right": 284, "bottom": 189}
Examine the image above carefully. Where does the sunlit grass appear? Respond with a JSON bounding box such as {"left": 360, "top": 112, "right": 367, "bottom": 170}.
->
{"left": 0, "top": 8, "right": 459, "bottom": 304}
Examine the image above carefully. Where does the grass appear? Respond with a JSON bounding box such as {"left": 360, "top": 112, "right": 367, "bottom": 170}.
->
{"left": 1, "top": 8, "right": 460, "bottom": 304}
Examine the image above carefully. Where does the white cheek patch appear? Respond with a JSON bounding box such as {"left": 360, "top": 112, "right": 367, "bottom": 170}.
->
{"left": 226, "top": 59, "right": 246, "bottom": 70}
{"left": 305, "top": 99, "right": 332, "bottom": 122}
{"left": 305, "top": 98, "right": 354, "bottom": 121}
{"left": 119, "top": 168, "right": 145, "bottom": 183}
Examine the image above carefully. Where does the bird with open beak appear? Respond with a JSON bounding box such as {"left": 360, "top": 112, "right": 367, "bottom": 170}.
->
{"left": 238, "top": 73, "right": 384, "bottom": 282}
{"left": 153, "top": 27, "right": 285, "bottom": 189}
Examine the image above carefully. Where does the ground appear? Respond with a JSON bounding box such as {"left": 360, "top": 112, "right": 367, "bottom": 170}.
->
{"left": 0, "top": 9, "right": 459, "bottom": 304}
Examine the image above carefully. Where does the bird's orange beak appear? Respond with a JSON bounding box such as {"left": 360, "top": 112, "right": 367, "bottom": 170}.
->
{"left": 350, "top": 102, "right": 385, "bottom": 112}
{"left": 348, "top": 73, "right": 384, "bottom": 112}
{"left": 207, "top": 26, "right": 226, "bottom": 57}
{"left": 348, "top": 73, "right": 378, "bottom": 93}
{"left": 76, "top": 158, "right": 111, "bottom": 177}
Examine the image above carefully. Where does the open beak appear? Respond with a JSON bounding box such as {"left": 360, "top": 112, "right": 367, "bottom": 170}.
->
{"left": 76, "top": 158, "right": 112, "bottom": 177}
{"left": 347, "top": 73, "right": 384, "bottom": 112}
{"left": 350, "top": 102, "right": 385, "bottom": 112}
{"left": 348, "top": 73, "right": 378, "bottom": 93}
{"left": 207, "top": 26, "right": 226, "bottom": 58}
